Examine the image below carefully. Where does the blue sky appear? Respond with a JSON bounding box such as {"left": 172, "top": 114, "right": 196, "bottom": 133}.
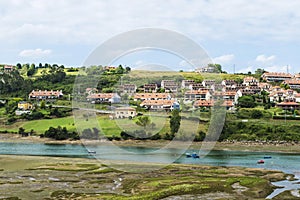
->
{"left": 0, "top": 0, "right": 300, "bottom": 73}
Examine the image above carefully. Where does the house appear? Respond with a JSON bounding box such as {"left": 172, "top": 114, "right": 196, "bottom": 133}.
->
{"left": 114, "top": 107, "right": 136, "bottom": 118}
{"left": 277, "top": 99, "right": 300, "bottom": 110}
{"left": 193, "top": 100, "right": 214, "bottom": 108}
{"left": 268, "top": 91, "right": 286, "bottom": 102}
{"left": 161, "top": 80, "right": 179, "bottom": 93}
{"left": 134, "top": 93, "right": 172, "bottom": 101}
{"left": 86, "top": 93, "right": 121, "bottom": 104}
{"left": 294, "top": 74, "right": 300, "bottom": 80}
{"left": 188, "top": 83, "right": 205, "bottom": 91}
{"left": 195, "top": 65, "right": 216, "bottom": 73}
{"left": 85, "top": 88, "right": 98, "bottom": 95}
{"left": 104, "top": 66, "right": 116, "bottom": 71}
{"left": 282, "top": 79, "right": 300, "bottom": 90}
{"left": 144, "top": 84, "right": 158, "bottom": 93}
{"left": 184, "top": 90, "right": 211, "bottom": 102}
{"left": 181, "top": 80, "right": 195, "bottom": 89}
{"left": 202, "top": 80, "right": 215, "bottom": 88}
{"left": 18, "top": 101, "right": 33, "bottom": 110}
{"left": 193, "top": 99, "right": 234, "bottom": 110}
{"left": 246, "top": 86, "right": 261, "bottom": 94}
{"left": 258, "top": 82, "right": 272, "bottom": 92}
{"left": 222, "top": 91, "right": 237, "bottom": 101}
{"left": 223, "top": 84, "right": 246, "bottom": 92}
{"left": 269, "top": 89, "right": 297, "bottom": 102}
{"left": 16, "top": 101, "right": 33, "bottom": 116}
{"left": 3, "top": 65, "right": 14, "bottom": 72}
{"left": 261, "top": 72, "right": 292, "bottom": 82}
{"left": 211, "top": 84, "right": 223, "bottom": 92}
{"left": 119, "top": 84, "right": 137, "bottom": 94}
{"left": 221, "top": 80, "right": 237, "bottom": 86}
{"left": 29, "top": 90, "right": 63, "bottom": 101}
{"left": 140, "top": 99, "right": 176, "bottom": 110}
{"left": 222, "top": 100, "right": 235, "bottom": 110}
{"left": 243, "top": 76, "right": 259, "bottom": 86}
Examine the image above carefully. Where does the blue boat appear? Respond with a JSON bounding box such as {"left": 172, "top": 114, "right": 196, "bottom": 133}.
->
{"left": 263, "top": 156, "right": 272, "bottom": 159}
{"left": 192, "top": 152, "right": 199, "bottom": 158}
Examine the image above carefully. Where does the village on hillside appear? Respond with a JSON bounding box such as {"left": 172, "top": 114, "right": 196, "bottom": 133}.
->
{"left": 1, "top": 64, "right": 300, "bottom": 119}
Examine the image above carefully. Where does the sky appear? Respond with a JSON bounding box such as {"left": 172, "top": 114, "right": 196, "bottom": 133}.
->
{"left": 1, "top": 0, "right": 300, "bottom": 73}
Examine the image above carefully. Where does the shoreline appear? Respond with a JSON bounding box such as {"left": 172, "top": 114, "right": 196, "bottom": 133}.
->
{"left": 1, "top": 133, "right": 300, "bottom": 153}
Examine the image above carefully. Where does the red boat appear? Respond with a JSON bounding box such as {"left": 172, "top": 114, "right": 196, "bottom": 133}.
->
{"left": 257, "top": 160, "right": 265, "bottom": 164}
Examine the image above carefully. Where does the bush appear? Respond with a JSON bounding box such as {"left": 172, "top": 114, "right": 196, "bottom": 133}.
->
{"left": 81, "top": 128, "right": 99, "bottom": 140}
{"left": 44, "top": 126, "right": 79, "bottom": 140}
{"left": 194, "top": 131, "right": 206, "bottom": 141}
{"left": 251, "top": 109, "right": 263, "bottom": 119}
{"left": 273, "top": 115, "right": 300, "bottom": 120}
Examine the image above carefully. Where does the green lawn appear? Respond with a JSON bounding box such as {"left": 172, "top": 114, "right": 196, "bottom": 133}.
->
{"left": 0, "top": 116, "right": 76, "bottom": 134}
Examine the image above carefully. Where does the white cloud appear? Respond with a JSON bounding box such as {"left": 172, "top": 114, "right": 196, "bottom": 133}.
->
{"left": 265, "top": 65, "right": 291, "bottom": 73}
{"left": 237, "top": 66, "right": 253, "bottom": 73}
{"left": 0, "top": 0, "right": 299, "bottom": 67}
{"left": 1, "top": 0, "right": 300, "bottom": 46}
{"left": 213, "top": 54, "right": 235, "bottom": 64}
{"left": 255, "top": 54, "right": 276, "bottom": 63}
{"left": 19, "top": 48, "right": 52, "bottom": 58}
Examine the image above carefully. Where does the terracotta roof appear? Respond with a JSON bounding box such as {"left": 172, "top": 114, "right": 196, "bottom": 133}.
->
{"left": 262, "top": 72, "right": 292, "bottom": 78}
{"left": 222, "top": 100, "right": 234, "bottom": 107}
{"left": 140, "top": 99, "right": 175, "bottom": 106}
{"left": 194, "top": 100, "right": 214, "bottom": 107}
{"left": 185, "top": 90, "right": 209, "bottom": 95}
{"left": 29, "top": 90, "right": 63, "bottom": 97}
{"left": 134, "top": 93, "right": 170, "bottom": 99}
{"left": 277, "top": 102, "right": 300, "bottom": 106}
{"left": 194, "top": 100, "right": 234, "bottom": 107}
{"left": 223, "top": 91, "right": 237, "bottom": 96}
{"left": 87, "top": 93, "right": 115, "bottom": 99}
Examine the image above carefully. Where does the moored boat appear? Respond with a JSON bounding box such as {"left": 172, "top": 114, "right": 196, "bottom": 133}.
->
{"left": 257, "top": 159, "right": 264, "bottom": 164}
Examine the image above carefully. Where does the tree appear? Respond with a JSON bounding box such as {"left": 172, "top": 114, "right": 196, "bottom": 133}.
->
{"left": 255, "top": 68, "right": 265, "bottom": 75}
{"left": 125, "top": 66, "right": 131, "bottom": 73}
{"left": 135, "top": 116, "right": 151, "bottom": 129}
{"left": 18, "top": 127, "right": 26, "bottom": 137}
{"left": 40, "top": 100, "right": 46, "bottom": 109}
{"left": 27, "top": 64, "right": 36, "bottom": 76}
{"left": 115, "top": 65, "right": 124, "bottom": 74}
{"left": 16, "top": 63, "right": 22, "bottom": 69}
{"left": 170, "top": 109, "right": 181, "bottom": 134}
{"left": 238, "top": 96, "right": 256, "bottom": 108}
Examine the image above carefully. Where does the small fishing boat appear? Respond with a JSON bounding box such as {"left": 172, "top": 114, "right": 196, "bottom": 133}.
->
{"left": 185, "top": 153, "right": 192, "bottom": 158}
{"left": 87, "top": 149, "right": 96, "bottom": 154}
{"left": 263, "top": 156, "right": 272, "bottom": 159}
{"left": 257, "top": 159, "right": 264, "bottom": 164}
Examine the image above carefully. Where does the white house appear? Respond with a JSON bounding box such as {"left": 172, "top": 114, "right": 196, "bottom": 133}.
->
{"left": 114, "top": 107, "right": 136, "bottom": 118}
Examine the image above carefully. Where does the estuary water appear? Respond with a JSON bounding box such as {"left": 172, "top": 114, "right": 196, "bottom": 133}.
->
{"left": 0, "top": 142, "right": 300, "bottom": 176}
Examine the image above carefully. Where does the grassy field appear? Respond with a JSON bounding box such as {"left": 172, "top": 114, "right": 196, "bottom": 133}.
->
{"left": 0, "top": 116, "right": 76, "bottom": 134}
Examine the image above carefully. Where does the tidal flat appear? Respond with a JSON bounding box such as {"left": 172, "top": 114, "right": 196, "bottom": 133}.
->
{"left": 0, "top": 155, "right": 298, "bottom": 200}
